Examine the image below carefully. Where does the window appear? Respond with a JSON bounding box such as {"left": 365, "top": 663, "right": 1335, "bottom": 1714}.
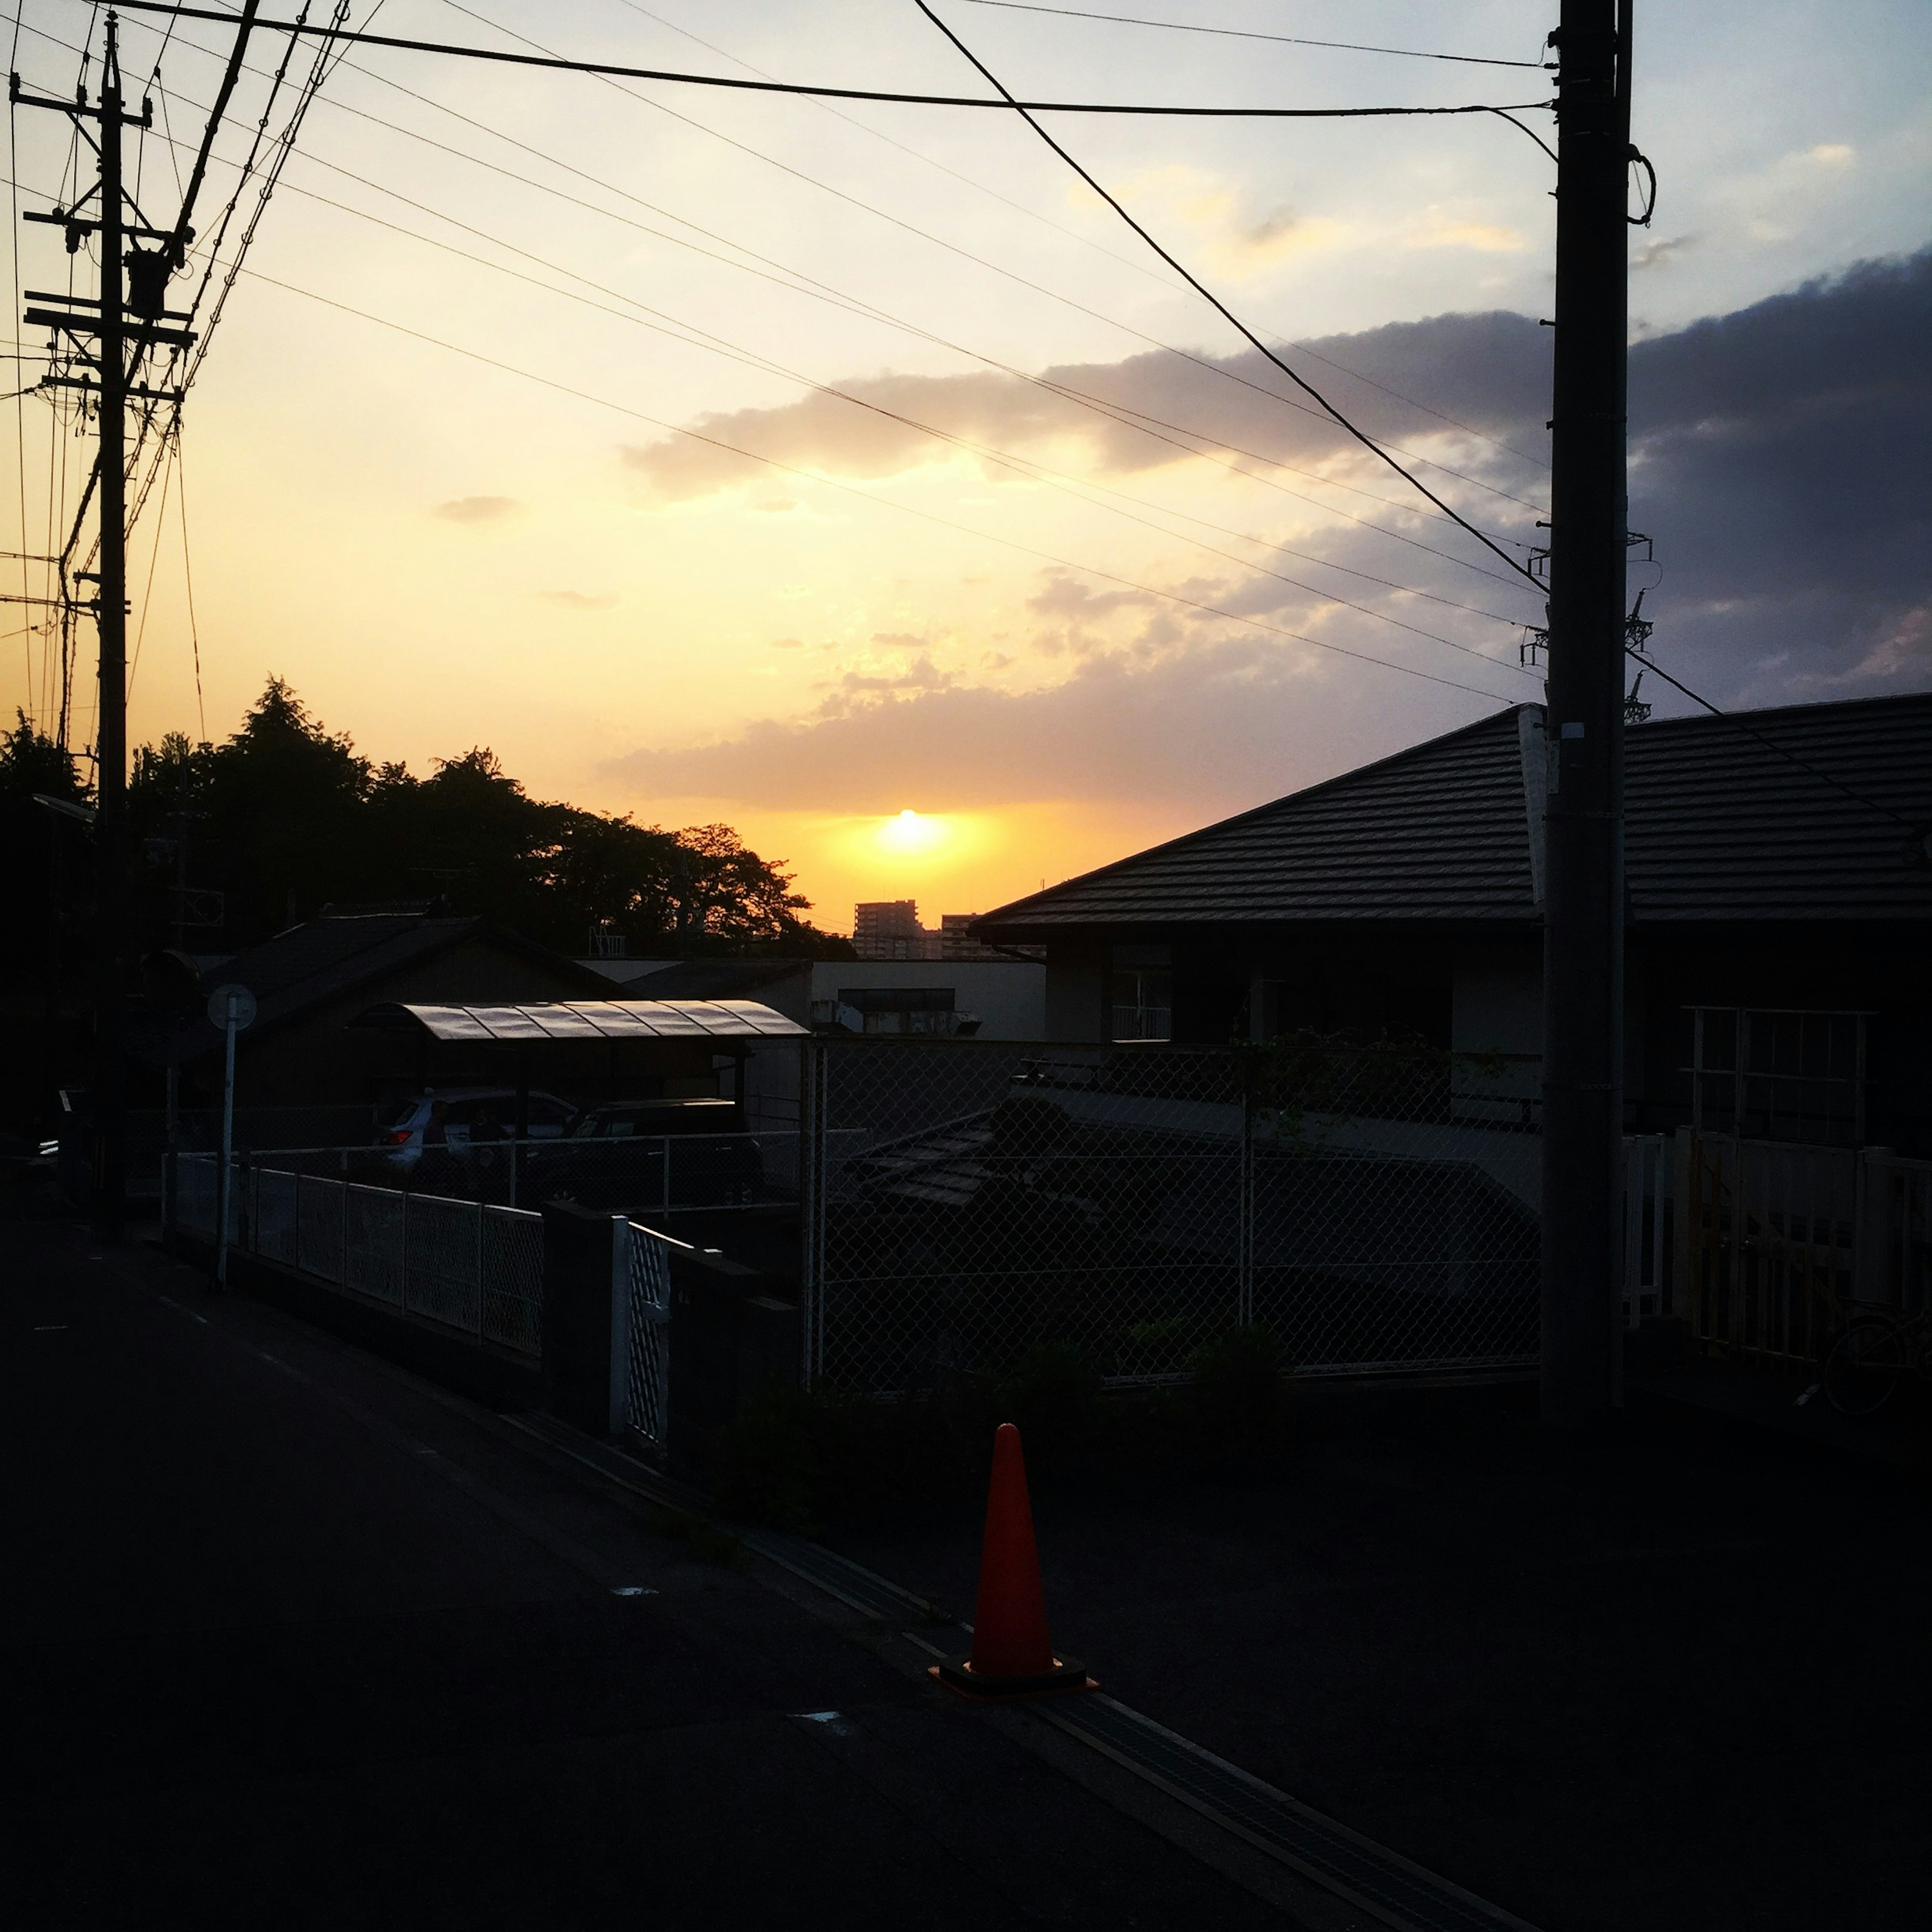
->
{"left": 1684, "top": 1008, "right": 1868, "bottom": 1147}
{"left": 1111, "top": 945, "right": 1172, "bottom": 1042}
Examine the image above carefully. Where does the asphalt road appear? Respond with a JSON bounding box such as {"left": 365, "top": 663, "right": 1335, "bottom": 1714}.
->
{"left": 1, "top": 1212, "right": 1284, "bottom": 1930}
{"left": 826, "top": 1382, "right": 1932, "bottom": 1932}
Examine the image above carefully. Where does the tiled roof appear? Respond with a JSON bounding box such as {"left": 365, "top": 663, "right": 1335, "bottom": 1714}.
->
{"left": 977, "top": 692, "right": 1932, "bottom": 932}
{"left": 144, "top": 914, "right": 607, "bottom": 1066}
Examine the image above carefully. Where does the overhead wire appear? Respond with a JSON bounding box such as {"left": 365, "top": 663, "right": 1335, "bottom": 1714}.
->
{"left": 107, "top": 4, "right": 1556, "bottom": 121}
{"left": 125, "top": 429, "right": 174, "bottom": 694}
{"left": 956, "top": 2, "right": 1552, "bottom": 69}
{"left": 1621, "top": 651, "right": 1924, "bottom": 838}
{"left": 175, "top": 418, "right": 203, "bottom": 739}
{"left": 913, "top": 1, "right": 1545, "bottom": 588}
{"left": 438, "top": 0, "right": 1544, "bottom": 515}
{"left": 604, "top": 0, "right": 1550, "bottom": 471}
{"left": 71, "top": 8, "right": 1550, "bottom": 571}
{"left": 240, "top": 259, "right": 1527, "bottom": 705}
{"left": 92, "top": 87, "right": 1537, "bottom": 672}
{"left": 60, "top": 100, "right": 1528, "bottom": 680}
{"left": 8, "top": 0, "right": 30, "bottom": 719}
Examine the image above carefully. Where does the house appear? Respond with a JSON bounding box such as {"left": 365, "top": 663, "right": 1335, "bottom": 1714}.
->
{"left": 577, "top": 954, "right": 1047, "bottom": 1042}
{"left": 973, "top": 693, "right": 1932, "bottom": 1155}
{"left": 139, "top": 909, "right": 621, "bottom": 1111}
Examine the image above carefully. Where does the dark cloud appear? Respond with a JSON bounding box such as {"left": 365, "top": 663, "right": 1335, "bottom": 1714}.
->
{"left": 618, "top": 313, "right": 1553, "bottom": 511}
{"left": 1627, "top": 248, "right": 1932, "bottom": 699}
{"left": 605, "top": 250, "right": 1931, "bottom": 811}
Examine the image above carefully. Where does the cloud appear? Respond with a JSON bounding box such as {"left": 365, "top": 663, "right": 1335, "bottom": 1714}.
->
{"left": 434, "top": 495, "right": 522, "bottom": 525}
{"left": 1111, "top": 166, "right": 1346, "bottom": 277}
{"left": 605, "top": 636, "right": 1478, "bottom": 814}
{"left": 538, "top": 590, "right": 618, "bottom": 611}
{"left": 604, "top": 249, "right": 1932, "bottom": 815}
{"left": 1633, "top": 234, "right": 1698, "bottom": 273}
{"left": 1625, "top": 247, "right": 1932, "bottom": 698}
{"left": 618, "top": 312, "right": 1555, "bottom": 507}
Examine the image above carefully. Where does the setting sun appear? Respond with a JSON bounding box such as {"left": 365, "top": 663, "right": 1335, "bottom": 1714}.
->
{"left": 875, "top": 809, "right": 950, "bottom": 858}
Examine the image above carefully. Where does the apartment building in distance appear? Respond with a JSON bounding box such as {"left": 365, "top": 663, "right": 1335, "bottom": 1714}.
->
{"left": 851, "top": 901, "right": 1034, "bottom": 962}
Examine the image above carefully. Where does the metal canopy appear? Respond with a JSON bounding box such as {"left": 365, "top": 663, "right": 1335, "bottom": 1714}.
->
{"left": 358, "top": 999, "right": 807, "bottom": 1041}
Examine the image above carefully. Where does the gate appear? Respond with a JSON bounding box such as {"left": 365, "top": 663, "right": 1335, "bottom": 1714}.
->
{"left": 622, "top": 1220, "right": 674, "bottom": 1450}
{"left": 1676, "top": 1132, "right": 1859, "bottom": 1364}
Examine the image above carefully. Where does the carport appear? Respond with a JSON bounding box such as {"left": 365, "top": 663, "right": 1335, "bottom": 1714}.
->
{"left": 350, "top": 998, "right": 809, "bottom": 1156}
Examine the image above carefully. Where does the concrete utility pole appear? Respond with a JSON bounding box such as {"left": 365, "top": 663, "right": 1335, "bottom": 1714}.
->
{"left": 95, "top": 19, "right": 130, "bottom": 1237}
{"left": 15, "top": 14, "right": 170, "bottom": 1237}
{"left": 1540, "top": 0, "right": 1633, "bottom": 1423}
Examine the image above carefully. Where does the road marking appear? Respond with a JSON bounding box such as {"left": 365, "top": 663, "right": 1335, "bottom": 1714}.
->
{"left": 34, "top": 1323, "right": 69, "bottom": 1331}
{"left": 610, "top": 1585, "right": 659, "bottom": 1597}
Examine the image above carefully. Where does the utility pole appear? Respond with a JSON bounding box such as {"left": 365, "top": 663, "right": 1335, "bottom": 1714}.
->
{"left": 14, "top": 14, "right": 157, "bottom": 1235}
{"left": 95, "top": 20, "right": 130, "bottom": 1238}
{"left": 1540, "top": 0, "right": 1633, "bottom": 1423}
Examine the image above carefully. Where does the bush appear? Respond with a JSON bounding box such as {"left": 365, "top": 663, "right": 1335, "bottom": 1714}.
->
{"left": 708, "top": 1329, "right": 1292, "bottom": 1527}
{"left": 1186, "top": 1326, "right": 1293, "bottom": 1461}
{"left": 999, "top": 1342, "right": 1102, "bottom": 1455}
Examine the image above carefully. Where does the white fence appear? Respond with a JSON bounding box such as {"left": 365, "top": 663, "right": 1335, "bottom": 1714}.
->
{"left": 1673, "top": 1133, "right": 1932, "bottom": 1364}
{"left": 172, "top": 1152, "right": 543, "bottom": 1356}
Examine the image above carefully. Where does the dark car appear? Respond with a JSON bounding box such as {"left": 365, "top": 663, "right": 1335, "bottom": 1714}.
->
{"left": 527, "top": 1098, "right": 764, "bottom": 1211}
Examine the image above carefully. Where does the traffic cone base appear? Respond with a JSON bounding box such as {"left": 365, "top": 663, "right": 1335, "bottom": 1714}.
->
{"left": 929, "top": 1655, "right": 1096, "bottom": 1702}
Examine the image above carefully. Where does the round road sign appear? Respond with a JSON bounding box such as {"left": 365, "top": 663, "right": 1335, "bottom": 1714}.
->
{"left": 207, "top": 983, "right": 258, "bottom": 1031}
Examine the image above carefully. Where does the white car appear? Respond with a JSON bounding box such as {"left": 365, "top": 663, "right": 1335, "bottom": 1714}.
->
{"left": 372, "top": 1088, "right": 579, "bottom": 1172}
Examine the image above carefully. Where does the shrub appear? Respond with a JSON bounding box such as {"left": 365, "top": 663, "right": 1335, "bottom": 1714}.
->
{"left": 1186, "top": 1326, "right": 1292, "bottom": 1458}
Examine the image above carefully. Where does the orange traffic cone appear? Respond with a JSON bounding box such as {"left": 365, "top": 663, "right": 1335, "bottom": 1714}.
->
{"left": 931, "top": 1423, "right": 1096, "bottom": 1700}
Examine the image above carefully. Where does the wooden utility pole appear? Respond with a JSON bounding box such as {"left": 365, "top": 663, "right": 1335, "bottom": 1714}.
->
{"left": 1540, "top": 0, "right": 1633, "bottom": 1422}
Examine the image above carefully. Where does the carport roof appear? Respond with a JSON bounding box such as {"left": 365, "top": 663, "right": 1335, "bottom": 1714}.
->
{"left": 356, "top": 999, "right": 807, "bottom": 1041}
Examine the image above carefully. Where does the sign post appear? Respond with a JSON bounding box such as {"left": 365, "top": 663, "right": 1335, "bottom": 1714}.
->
{"left": 208, "top": 983, "right": 257, "bottom": 1285}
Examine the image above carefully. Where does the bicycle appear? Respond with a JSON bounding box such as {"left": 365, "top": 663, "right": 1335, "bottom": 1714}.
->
{"left": 1821, "top": 1308, "right": 1932, "bottom": 1417}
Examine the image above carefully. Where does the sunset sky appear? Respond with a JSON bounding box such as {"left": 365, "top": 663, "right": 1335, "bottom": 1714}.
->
{"left": 4, "top": 0, "right": 1928, "bottom": 930}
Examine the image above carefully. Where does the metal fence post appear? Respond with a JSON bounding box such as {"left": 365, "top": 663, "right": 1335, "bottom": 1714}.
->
{"left": 1238, "top": 1053, "right": 1255, "bottom": 1330}
{"left": 797, "top": 1037, "right": 824, "bottom": 1390}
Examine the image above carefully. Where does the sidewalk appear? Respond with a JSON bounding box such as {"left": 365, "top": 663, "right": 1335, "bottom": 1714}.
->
{"left": 2, "top": 1213, "right": 1288, "bottom": 1930}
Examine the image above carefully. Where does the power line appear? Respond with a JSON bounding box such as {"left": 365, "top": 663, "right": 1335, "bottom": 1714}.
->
{"left": 176, "top": 422, "right": 204, "bottom": 739}
{"left": 914, "top": 2, "right": 1546, "bottom": 588}
{"left": 435, "top": 0, "right": 1546, "bottom": 515}
{"left": 1625, "top": 651, "right": 1923, "bottom": 837}
{"left": 135, "top": 123, "right": 1528, "bottom": 662}
{"left": 107, "top": 4, "right": 1554, "bottom": 119}
{"left": 605, "top": 0, "right": 1550, "bottom": 472}
{"left": 93, "top": 5, "right": 1549, "bottom": 540}
{"left": 957, "top": 2, "right": 1551, "bottom": 69}
{"left": 239, "top": 261, "right": 1527, "bottom": 705}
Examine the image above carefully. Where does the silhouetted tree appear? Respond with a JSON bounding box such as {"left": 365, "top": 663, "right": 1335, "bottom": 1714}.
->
{"left": 123, "top": 677, "right": 851, "bottom": 958}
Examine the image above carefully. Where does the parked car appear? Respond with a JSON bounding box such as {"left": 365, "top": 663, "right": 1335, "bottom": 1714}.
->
{"left": 526, "top": 1098, "right": 763, "bottom": 1211}
{"left": 371, "top": 1088, "right": 580, "bottom": 1179}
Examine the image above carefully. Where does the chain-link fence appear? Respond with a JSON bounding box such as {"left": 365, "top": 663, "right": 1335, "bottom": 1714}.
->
{"left": 799, "top": 1039, "right": 1541, "bottom": 1392}
{"left": 169, "top": 1037, "right": 1548, "bottom": 1393}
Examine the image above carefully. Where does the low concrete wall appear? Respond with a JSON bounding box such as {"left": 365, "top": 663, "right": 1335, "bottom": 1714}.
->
{"left": 172, "top": 1229, "right": 543, "bottom": 1412}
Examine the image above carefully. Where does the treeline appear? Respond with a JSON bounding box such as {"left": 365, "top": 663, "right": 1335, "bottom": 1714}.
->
{"left": 4, "top": 678, "right": 851, "bottom": 967}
